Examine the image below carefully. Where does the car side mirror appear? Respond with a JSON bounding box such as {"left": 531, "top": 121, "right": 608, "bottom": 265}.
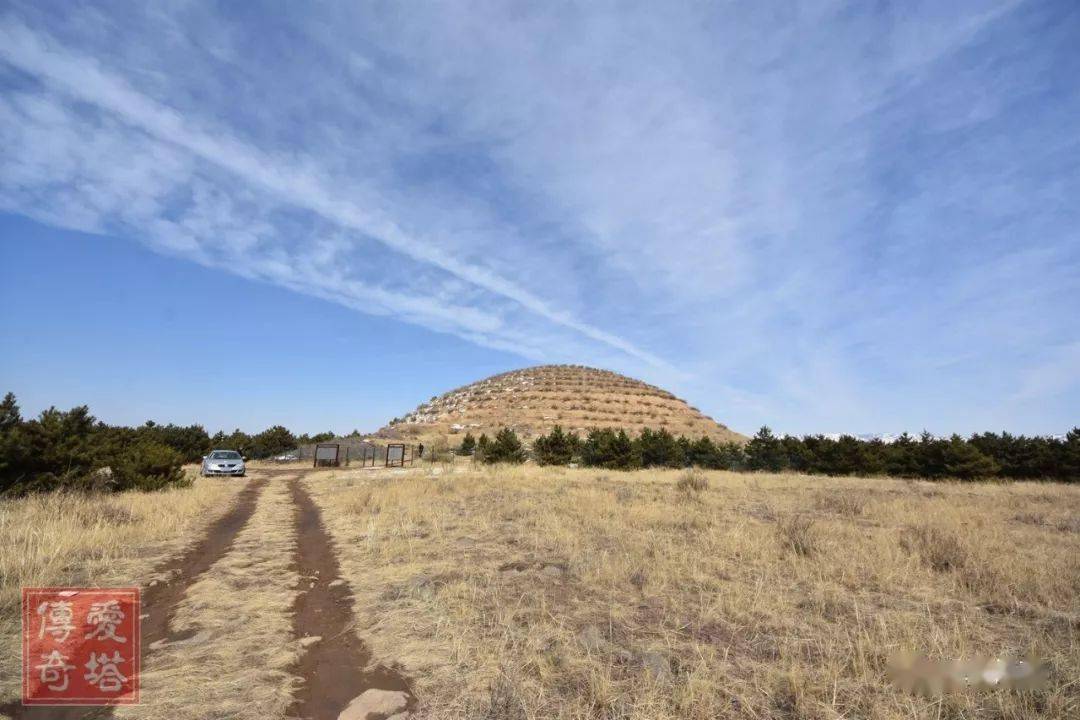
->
{"left": 242, "top": 456, "right": 248, "bottom": 461}
{"left": 202, "top": 455, "right": 207, "bottom": 460}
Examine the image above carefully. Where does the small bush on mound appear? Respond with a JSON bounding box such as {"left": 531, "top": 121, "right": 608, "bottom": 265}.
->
{"left": 777, "top": 515, "right": 817, "bottom": 556}
{"left": 676, "top": 468, "right": 708, "bottom": 492}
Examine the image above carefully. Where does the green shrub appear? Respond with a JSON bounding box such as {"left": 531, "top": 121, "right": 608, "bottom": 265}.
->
{"left": 0, "top": 393, "right": 190, "bottom": 496}
{"left": 112, "top": 441, "right": 189, "bottom": 491}
{"left": 746, "top": 426, "right": 786, "bottom": 472}
{"left": 532, "top": 425, "right": 578, "bottom": 465}
{"left": 475, "top": 433, "right": 490, "bottom": 463}
{"left": 581, "top": 428, "right": 638, "bottom": 470}
{"left": 636, "top": 427, "right": 683, "bottom": 468}
{"left": 483, "top": 428, "right": 526, "bottom": 464}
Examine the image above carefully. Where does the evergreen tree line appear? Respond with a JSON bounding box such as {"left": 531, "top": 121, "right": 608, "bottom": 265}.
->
{"left": 4, "top": 387, "right": 1076, "bottom": 495}
{"left": 0, "top": 393, "right": 331, "bottom": 495}
{"left": 456, "top": 425, "right": 1080, "bottom": 481}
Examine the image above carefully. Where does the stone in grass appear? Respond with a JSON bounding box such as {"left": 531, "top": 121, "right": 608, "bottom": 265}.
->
{"left": 541, "top": 564, "right": 566, "bottom": 578}
{"left": 338, "top": 689, "right": 409, "bottom": 720}
{"left": 577, "top": 625, "right": 632, "bottom": 663}
{"left": 328, "top": 579, "right": 347, "bottom": 588}
{"left": 639, "top": 650, "right": 673, "bottom": 682}
{"left": 299, "top": 635, "right": 322, "bottom": 648}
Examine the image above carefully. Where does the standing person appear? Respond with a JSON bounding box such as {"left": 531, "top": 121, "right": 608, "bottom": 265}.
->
{"left": 418, "top": 442, "right": 424, "bottom": 459}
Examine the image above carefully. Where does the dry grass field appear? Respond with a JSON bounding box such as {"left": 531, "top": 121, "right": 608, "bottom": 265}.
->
{"left": 306, "top": 464, "right": 1080, "bottom": 719}
{"left": 0, "top": 472, "right": 241, "bottom": 704}
{"left": 1, "top": 463, "right": 1077, "bottom": 719}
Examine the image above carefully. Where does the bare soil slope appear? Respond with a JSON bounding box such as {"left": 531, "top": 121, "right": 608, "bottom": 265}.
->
{"left": 382, "top": 365, "right": 745, "bottom": 445}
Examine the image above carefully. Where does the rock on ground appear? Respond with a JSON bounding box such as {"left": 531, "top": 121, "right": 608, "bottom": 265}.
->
{"left": 577, "top": 624, "right": 632, "bottom": 663}
{"left": 639, "top": 650, "right": 673, "bottom": 681}
{"left": 338, "top": 689, "right": 410, "bottom": 720}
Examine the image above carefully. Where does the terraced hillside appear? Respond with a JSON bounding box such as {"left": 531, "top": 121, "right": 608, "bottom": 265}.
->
{"left": 382, "top": 365, "right": 745, "bottom": 445}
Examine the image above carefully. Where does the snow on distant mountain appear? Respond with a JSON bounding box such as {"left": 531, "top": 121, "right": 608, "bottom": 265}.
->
{"left": 808, "top": 433, "right": 916, "bottom": 443}
{"left": 782, "top": 431, "right": 1070, "bottom": 442}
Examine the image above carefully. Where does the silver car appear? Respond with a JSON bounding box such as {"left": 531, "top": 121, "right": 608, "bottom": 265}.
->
{"left": 201, "top": 449, "right": 246, "bottom": 477}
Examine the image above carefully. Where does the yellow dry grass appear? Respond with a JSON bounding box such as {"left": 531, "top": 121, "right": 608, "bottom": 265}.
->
{"left": 0, "top": 473, "right": 240, "bottom": 703}
{"left": 116, "top": 475, "right": 299, "bottom": 720}
{"left": 305, "top": 465, "right": 1080, "bottom": 719}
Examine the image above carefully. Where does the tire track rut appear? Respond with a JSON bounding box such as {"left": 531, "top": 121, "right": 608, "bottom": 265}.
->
{"left": 288, "top": 475, "right": 413, "bottom": 720}
{"left": 1, "top": 476, "right": 268, "bottom": 720}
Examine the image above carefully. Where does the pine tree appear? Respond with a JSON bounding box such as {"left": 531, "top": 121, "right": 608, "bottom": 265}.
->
{"left": 635, "top": 427, "right": 681, "bottom": 468}
{"left": 781, "top": 435, "right": 813, "bottom": 472}
{"left": 1063, "top": 428, "right": 1080, "bottom": 481}
{"left": 686, "top": 436, "right": 720, "bottom": 468}
{"left": 609, "top": 429, "right": 637, "bottom": 469}
{"left": 942, "top": 435, "right": 999, "bottom": 479}
{"left": 0, "top": 392, "right": 25, "bottom": 491}
{"left": 745, "top": 426, "right": 785, "bottom": 471}
{"left": 533, "top": 425, "right": 576, "bottom": 465}
{"left": 581, "top": 428, "right": 638, "bottom": 469}
{"left": 0, "top": 392, "right": 20, "bottom": 433}
{"left": 916, "top": 432, "right": 947, "bottom": 479}
{"left": 484, "top": 428, "right": 526, "bottom": 464}
{"left": 716, "top": 441, "right": 746, "bottom": 470}
{"left": 475, "top": 433, "right": 490, "bottom": 463}
{"left": 676, "top": 435, "right": 692, "bottom": 466}
{"left": 459, "top": 432, "right": 476, "bottom": 456}
{"left": 884, "top": 433, "right": 920, "bottom": 477}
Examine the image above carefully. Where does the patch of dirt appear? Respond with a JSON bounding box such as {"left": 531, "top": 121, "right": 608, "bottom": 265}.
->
{"left": 1, "top": 476, "right": 268, "bottom": 720}
{"left": 686, "top": 619, "right": 781, "bottom": 663}
{"left": 288, "top": 477, "right": 413, "bottom": 720}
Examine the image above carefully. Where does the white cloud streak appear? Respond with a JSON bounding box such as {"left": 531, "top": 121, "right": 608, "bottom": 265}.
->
{"left": 0, "top": 18, "right": 670, "bottom": 369}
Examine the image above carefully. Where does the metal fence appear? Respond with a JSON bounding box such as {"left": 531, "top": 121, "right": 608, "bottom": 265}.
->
{"left": 297, "top": 439, "right": 418, "bottom": 468}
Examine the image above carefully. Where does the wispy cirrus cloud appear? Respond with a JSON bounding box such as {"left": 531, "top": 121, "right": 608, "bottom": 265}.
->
{"left": 1, "top": 1, "right": 1078, "bottom": 435}
{"left": 0, "top": 16, "right": 668, "bottom": 369}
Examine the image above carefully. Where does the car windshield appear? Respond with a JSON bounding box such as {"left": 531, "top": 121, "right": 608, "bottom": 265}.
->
{"left": 209, "top": 451, "right": 241, "bottom": 460}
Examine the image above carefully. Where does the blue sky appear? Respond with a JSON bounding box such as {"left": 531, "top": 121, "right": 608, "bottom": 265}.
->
{"left": 1, "top": 1, "right": 1077, "bottom": 437}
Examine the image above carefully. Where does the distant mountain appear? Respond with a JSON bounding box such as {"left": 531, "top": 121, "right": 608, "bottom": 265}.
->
{"left": 792, "top": 433, "right": 917, "bottom": 444}
{"left": 826, "top": 433, "right": 905, "bottom": 443}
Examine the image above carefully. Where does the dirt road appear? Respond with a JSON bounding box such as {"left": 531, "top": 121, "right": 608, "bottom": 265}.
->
{"left": 2, "top": 467, "right": 412, "bottom": 720}
{"left": 289, "top": 476, "right": 413, "bottom": 719}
